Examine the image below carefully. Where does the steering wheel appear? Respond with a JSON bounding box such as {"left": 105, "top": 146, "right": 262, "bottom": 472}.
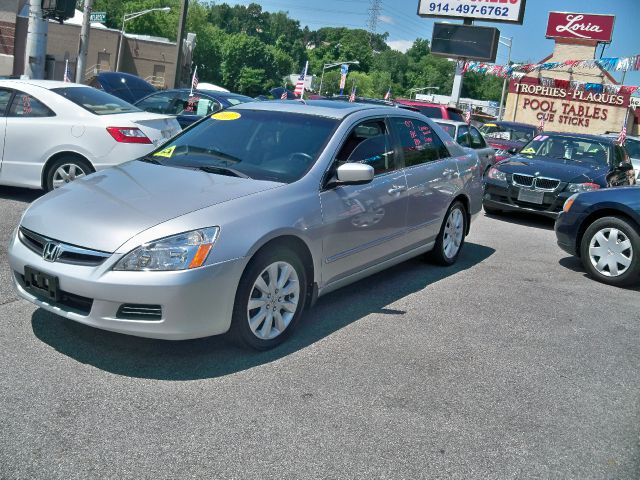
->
{"left": 288, "top": 152, "right": 313, "bottom": 168}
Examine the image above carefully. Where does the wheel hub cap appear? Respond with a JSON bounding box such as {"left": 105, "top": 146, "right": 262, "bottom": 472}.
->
{"left": 443, "top": 208, "right": 464, "bottom": 259}
{"left": 589, "top": 227, "right": 633, "bottom": 277}
{"left": 52, "top": 163, "right": 86, "bottom": 189}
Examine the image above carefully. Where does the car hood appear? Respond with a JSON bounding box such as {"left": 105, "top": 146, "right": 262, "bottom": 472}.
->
{"left": 497, "top": 155, "right": 608, "bottom": 184}
{"left": 21, "top": 161, "right": 284, "bottom": 252}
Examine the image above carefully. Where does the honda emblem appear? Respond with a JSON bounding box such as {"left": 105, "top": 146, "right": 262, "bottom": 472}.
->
{"left": 42, "top": 242, "right": 62, "bottom": 262}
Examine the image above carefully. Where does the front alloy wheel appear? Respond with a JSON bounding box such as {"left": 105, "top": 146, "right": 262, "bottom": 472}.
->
{"left": 580, "top": 216, "right": 640, "bottom": 287}
{"left": 231, "top": 247, "right": 307, "bottom": 350}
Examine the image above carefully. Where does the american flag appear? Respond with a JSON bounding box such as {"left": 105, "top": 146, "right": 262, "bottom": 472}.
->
{"left": 464, "top": 105, "right": 472, "bottom": 125}
{"left": 348, "top": 85, "right": 357, "bottom": 103}
{"left": 617, "top": 124, "right": 627, "bottom": 145}
{"left": 190, "top": 65, "right": 199, "bottom": 95}
{"left": 538, "top": 114, "right": 545, "bottom": 132}
{"left": 63, "top": 59, "right": 72, "bottom": 83}
{"left": 280, "top": 89, "right": 288, "bottom": 100}
{"left": 294, "top": 61, "right": 308, "bottom": 98}
{"left": 384, "top": 88, "right": 391, "bottom": 101}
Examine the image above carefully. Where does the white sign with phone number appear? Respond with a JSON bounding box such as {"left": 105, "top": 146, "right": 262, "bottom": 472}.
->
{"left": 417, "top": 0, "right": 526, "bottom": 24}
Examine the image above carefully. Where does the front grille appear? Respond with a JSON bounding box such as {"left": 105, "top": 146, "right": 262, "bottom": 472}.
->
{"left": 19, "top": 227, "right": 111, "bottom": 267}
{"left": 116, "top": 304, "right": 163, "bottom": 321}
{"left": 511, "top": 174, "right": 560, "bottom": 191}
{"left": 534, "top": 177, "right": 560, "bottom": 191}
{"left": 17, "top": 273, "right": 93, "bottom": 316}
{"left": 512, "top": 174, "right": 534, "bottom": 187}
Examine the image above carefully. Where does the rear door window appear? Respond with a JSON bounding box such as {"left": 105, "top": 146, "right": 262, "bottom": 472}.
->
{"left": 457, "top": 125, "right": 470, "bottom": 147}
{"left": 390, "top": 117, "right": 450, "bottom": 167}
{"left": 174, "top": 92, "right": 221, "bottom": 116}
{"left": 469, "top": 127, "right": 487, "bottom": 149}
{"left": 8, "top": 92, "right": 54, "bottom": 117}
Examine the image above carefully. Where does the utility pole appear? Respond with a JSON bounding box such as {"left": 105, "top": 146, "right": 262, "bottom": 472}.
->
{"left": 498, "top": 36, "right": 512, "bottom": 121}
{"left": 76, "top": 0, "right": 94, "bottom": 83}
{"left": 174, "top": 0, "right": 189, "bottom": 88}
{"left": 24, "top": 0, "right": 48, "bottom": 79}
{"left": 449, "top": 18, "right": 472, "bottom": 107}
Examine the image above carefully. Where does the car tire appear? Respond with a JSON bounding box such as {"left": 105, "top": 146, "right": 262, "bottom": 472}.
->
{"left": 45, "top": 156, "right": 94, "bottom": 192}
{"left": 230, "top": 247, "right": 308, "bottom": 350}
{"left": 580, "top": 216, "right": 640, "bottom": 287}
{"left": 483, "top": 204, "right": 501, "bottom": 215}
{"left": 429, "top": 201, "right": 467, "bottom": 266}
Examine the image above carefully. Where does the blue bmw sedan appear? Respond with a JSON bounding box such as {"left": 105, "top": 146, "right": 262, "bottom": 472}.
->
{"left": 555, "top": 186, "right": 640, "bottom": 286}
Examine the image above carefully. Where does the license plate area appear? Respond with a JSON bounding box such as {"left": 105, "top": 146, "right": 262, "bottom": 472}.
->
{"left": 23, "top": 266, "right": 60, "bottom": 302}
{"left": 517, "top": 188, "right": 544, "bottom": 204}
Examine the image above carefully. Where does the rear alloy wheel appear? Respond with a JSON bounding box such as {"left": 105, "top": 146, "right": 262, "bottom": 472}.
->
{"left": 45, "top": 157, "right": 93, "bottom": 191}
{"left": 429, "top": 201, "right": 467, "bottom": 266}
{"left": 231, "top": 248, "right": 307, "bottom": 350}
{"left": 580, "top": 216, "right": 640, "bottom": 287}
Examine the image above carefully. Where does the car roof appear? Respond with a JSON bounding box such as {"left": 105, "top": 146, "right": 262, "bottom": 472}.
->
{"left": 488, "top": 121, "right": 536, "bottom": 129}
{"left": 435, "top": 119, "right": 469, "bottom": 127}
{"left": 541, "top": 131, "right": 618, "bottom": 144}
{"left": 602, "top": 132, "right": 640, "bottom": 141}
{"left": 0, "top": 79, "right": 86, "bottom": 90}
{"left": 231, "top": 99, "right": 408, "bottom": 119}
{"left": 147, "top": 88, "right": 251, "bottom": 98}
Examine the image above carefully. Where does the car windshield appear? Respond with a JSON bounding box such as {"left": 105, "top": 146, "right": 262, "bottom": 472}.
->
{"left": 436, "top": 123, "right": 456, "bottom": 137}
{"left": 223, "top": 95, "right": 254, "bottom": 106}
{"left": 52, "top": 87, "right": 140, "bottom": 115}
{"left": 624, "top": 139, "right": 640, "bottom": 158}
{"left": 480, "top": 123, "right": 535, "bottom": 143}
{"left": 145, "top": 109, "right": 338, "bottom": 183}
{"left": 519, "top": 134, "right": 610, "bottom": 166}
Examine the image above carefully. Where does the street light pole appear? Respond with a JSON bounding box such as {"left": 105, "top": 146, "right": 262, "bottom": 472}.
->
{"left": 498, "top": 36, "right": 512, "bottom": 121}
{"left": 115, "top": 7, "right": 171, "bottom": 73}
{"left": 318, "top": 60, "right": 359, "bottom": 96}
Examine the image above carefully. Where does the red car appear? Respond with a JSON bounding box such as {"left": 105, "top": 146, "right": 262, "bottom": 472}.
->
{"left": 395, "top": 99, "right": 465, "bottom": 121}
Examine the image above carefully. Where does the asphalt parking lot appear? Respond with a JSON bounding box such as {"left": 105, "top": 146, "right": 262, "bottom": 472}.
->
{"left": 1, "top": 186, "right": 639, "bottom": 480}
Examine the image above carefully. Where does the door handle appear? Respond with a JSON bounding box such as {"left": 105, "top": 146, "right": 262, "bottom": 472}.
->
{"left": 388, "top": 185, "right": 407, "bottom": 195}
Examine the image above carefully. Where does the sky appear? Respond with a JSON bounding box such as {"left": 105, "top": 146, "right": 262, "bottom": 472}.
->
{"left": 231, "top": 0, "right": 640, "bottom": 87}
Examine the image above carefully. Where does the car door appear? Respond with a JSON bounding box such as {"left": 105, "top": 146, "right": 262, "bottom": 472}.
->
{"left": 0, "top": 88, "right": 12, "bottom": 176}
{"left": 1, "top": 90, "right": 57, "bottom": 188}
{"left": 469, "top": 125, "right": 496, "bottom": 174}
{"left": 389, "top": 116, "right": 459, "bottom": 247}
{"left": 319, "top": 118, "right": 409, "bottom": 286}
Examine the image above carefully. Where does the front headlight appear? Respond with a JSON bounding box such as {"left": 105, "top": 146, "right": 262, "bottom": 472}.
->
{"left": 567, "top": 182, "right": 600, "bottom": 193}
{"left": 487, "top": 167, "right": 507, "bottom": 182}
{"left": 113, "top": 227, "right": 219, "bottom": 271}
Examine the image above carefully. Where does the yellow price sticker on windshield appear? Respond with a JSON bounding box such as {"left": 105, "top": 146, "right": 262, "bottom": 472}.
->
{"left": 485, "top": 123, "right": 497, "bottom": 127}
{"left": 211, "top": 111, "right": 241, "bottom": 121}
{"left": 153, "top": 145, "right": 176, "bottom": 158}
{"left": 520, "top": 147, "right": 536, "bottom": 155}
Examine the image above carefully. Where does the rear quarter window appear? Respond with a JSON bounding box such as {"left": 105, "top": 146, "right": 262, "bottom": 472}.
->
{"left": 447, "top": 110, "right": 464, "bottom": 122}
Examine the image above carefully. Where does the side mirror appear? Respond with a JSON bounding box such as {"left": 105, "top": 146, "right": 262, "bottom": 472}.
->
{"left": 507, "top": 147, "right": 518, "bottom": 155}
{"left": 334, "top": 163, "right": 374, "bottom": 186}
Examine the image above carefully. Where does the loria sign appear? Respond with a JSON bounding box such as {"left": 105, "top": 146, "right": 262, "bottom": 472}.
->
{"left": 546, "top": 12, "right": 615, "bottom": 43}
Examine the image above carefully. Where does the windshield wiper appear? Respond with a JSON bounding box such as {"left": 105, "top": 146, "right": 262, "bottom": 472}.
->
{"left": 139, "top": 156, "right": 163, "bottom": 165}
{"left": 195, "top": 165, "right": 251, "bottom": 179}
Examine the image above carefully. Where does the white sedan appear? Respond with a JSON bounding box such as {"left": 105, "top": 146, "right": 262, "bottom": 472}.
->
{"left": 0, "top": 80, "right": 181, "bottom": 191}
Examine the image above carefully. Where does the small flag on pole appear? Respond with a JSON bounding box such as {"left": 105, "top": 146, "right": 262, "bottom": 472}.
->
{"left": 294, "top": 61, "right": 308, "bottom": 98}
{"left": 384, "top": 87, "right": 391, "bottom": 101}
{"left": 465, "top": 105, "right": 472, "bottom": 125}
{"left": 348, "top": 85, "right": 357, "bottom": 103}
{"left": 617, "top": 124, "right": 627, "bottom": 145}
{"left": 63, "top": 59, "right": 72, "bottom": 83}
{"left": 280, "top": 89, "right": 288, "bottom": 100}
{"left": 190, "top": 65, "right": 199, "bottom": 95}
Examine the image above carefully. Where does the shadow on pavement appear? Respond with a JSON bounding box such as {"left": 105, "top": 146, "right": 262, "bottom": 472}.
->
{"left": 559, "top": 256, "right": 640, "bottom": 292}
{"left": 484, "top": 210, "right": 555, "bottom": 231}
{"left": 0, "top": 186, "right": 44, "bottom": 203}
{"left": 31, "top": 242, "right": 495, "bottom": 380}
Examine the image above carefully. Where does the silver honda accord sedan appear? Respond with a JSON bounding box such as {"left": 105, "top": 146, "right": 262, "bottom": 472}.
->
{"left": 8, "top": 100, "right": 482, "bottom": 349}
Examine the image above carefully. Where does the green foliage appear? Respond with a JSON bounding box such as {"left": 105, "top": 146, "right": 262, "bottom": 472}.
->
{"left": 90, "top": 0, "right": 505, "bottom": 100}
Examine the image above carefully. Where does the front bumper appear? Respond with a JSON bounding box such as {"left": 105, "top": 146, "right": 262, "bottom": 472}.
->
{"left": 554, "top": 211, "right": 586, "bottom": 257}
{"left": 8, "top": 230, "right": 246, "bottom": 340}
{"left": 483, "top": 181, "right": 573, "bottom": 219}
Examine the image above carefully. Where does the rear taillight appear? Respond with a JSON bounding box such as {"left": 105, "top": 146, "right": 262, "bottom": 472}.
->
{"left": 106, "top": 127, "right": 152, "bottom": 144}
